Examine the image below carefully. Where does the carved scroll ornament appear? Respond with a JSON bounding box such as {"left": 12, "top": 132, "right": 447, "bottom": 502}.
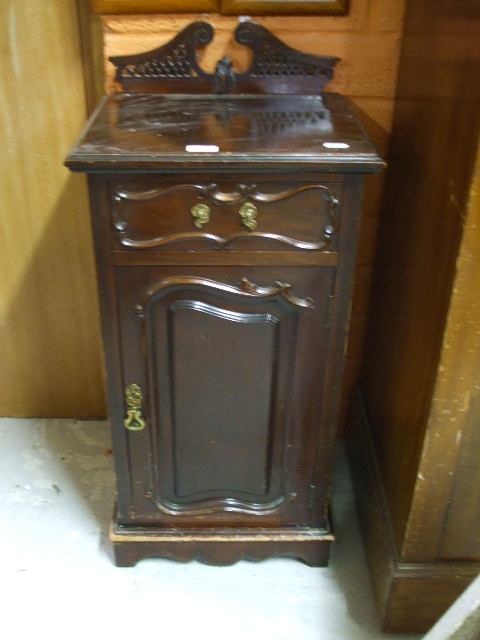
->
{"left": 134, "top": 275, "right": 315, "bottom": 316}
{"left": 113, "top": 182, "right": 340, "bottom": 251}
{"left": 110, "top": 21, "right": 338, "bottom": 95}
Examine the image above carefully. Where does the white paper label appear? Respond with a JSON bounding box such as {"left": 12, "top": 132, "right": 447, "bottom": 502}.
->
{"left": 186, "top": 145, "right": 220, "bottom": 153}
{"left": 323, "top": 142, "right": 350, "bottom": 149}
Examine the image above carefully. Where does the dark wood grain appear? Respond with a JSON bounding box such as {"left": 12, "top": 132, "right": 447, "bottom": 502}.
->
{"left": 65, "top": 93, "right": 383, "bottom": 173}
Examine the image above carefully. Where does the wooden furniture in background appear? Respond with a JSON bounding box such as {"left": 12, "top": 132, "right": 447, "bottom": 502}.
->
{"left": 349, "top": 0, "right": 480, "bottom": 633}
{"left": 66, "top": 22, "right": 381, "bottom": 566}
{"left": 423, "top": 575, "right": 480, "bottom": 640}
{"left": 88, "top": 0, "right": 349, "bottom": 16}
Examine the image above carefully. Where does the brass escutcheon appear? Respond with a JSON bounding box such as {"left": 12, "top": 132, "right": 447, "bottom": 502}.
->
{"left": 239, "top": 202, "right": 258, "bottom": 231}
{"left": 124, "top": 383, "right": 146, "bottom": 432}
{"left": 191, "top": 203, "right": 210, "bottom": 228}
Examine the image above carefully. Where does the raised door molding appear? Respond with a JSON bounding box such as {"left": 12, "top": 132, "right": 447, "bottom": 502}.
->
{"left": 89, "top": 0, "right": 348, "bottom": 15}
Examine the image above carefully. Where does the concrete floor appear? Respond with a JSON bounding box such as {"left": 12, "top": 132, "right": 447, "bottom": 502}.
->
{"left": 0, "top": 418, "right": 423, "bottom": 639}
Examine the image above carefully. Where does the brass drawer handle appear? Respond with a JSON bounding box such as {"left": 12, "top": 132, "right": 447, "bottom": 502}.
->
{"left": 191, "top": 203, "right": 210, "bottom": 228}
{"left": 239, "top": 202, "right": 257, "bottom": 231}
{"left": 124, "top": 383, "right": 146, "bottom": 432}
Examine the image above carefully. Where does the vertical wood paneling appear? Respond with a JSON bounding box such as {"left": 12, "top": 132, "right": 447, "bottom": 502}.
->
{"left": 359, "top": 0, "right": 480, "bottom": 557}
{"left": 347, "top": 2, "right": 480, "bottom": 631}
{"left": 77, "top": 0, "right": 105, "bottom": 113}
{"left": 0, "top": 1, "right": 105, "bottom": 416}
{"left": 409, "top": 144, "right": 480, "bottom": 561}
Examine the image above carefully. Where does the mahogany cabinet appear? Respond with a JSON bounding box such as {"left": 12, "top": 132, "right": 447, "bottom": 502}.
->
{"left": 66, "top": 22, "right": 382, "bottom": 566}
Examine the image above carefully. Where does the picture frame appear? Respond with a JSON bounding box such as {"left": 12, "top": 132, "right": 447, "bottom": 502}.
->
{"left": 88, "top": 0, "right": 349, "bottom": 16}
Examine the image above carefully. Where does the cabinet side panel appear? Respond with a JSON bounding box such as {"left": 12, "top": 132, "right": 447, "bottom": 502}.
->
{"left": 359, "top": 0, "right": 480, "bottom": 555}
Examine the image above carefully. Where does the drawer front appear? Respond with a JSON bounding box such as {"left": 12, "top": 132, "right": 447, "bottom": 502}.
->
{"left": 111, "top": 178, "right": 343, "bottom": 252}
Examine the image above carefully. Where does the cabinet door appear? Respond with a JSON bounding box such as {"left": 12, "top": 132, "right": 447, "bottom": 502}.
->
{"left": 115, "top": 265, "right": 334, "bottom": 527}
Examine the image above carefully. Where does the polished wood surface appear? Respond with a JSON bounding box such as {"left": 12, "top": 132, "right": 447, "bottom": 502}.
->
{"left": 351, "top": 0, "right": 480, "bottom": 632}
{"left": 66, "top": 93, "right": 382, "bottom": 173}
{"left": 0, "top": 0, "right": 105, "bottom": 417}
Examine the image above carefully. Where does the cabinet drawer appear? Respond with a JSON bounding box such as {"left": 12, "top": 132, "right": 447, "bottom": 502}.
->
{"left": 111, "top": 178, "right": 342, "bottom": 252}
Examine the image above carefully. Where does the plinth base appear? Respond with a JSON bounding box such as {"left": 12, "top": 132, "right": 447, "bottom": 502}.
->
{"left": 110, "top": 513, "right": 334, "bottom": 567}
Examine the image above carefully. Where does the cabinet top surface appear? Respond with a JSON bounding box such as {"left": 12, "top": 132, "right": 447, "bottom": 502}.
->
{"left": 66, "top": 93, "right": 383, "bottom": 174}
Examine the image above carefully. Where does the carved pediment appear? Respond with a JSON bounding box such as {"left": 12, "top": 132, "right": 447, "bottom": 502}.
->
{"left": 110, "top": 21, "right": 338, "bottom": 95}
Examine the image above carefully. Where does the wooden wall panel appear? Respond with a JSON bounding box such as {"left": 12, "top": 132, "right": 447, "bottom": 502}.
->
{"left": 0, "top": 1, "right": 105, "bottom": 417}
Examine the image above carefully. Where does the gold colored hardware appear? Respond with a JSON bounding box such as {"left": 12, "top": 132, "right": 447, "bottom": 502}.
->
{"left": 191, "top": 203, "right": 210, "bottom": 228}
{"left": 124, "top": 383, "right": 146, "bottom": 432}
{"left": 239, "top": 202, "right": 258, "bottom": 231}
